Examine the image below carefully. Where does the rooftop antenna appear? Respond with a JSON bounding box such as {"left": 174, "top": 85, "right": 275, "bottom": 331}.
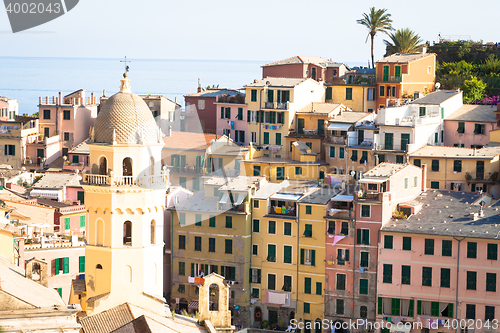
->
{"left": 120, "top": 56, "right": 131, "bottom": 73}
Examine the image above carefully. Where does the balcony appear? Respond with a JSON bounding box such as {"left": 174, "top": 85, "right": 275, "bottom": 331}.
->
{"left": 378, "top": 76, "right": 402, "bottom": 83}
{"left": 264, "top": 290, "right": 291, "bottom": 307}
{"left": 83, "top": 173, "right": 169, "bottom": 187}
{"left": 355, "top": 191, "right": 391, "bottom": 202}
{"left": 348, "top": 139, "right": 374, "bottom": 148}
{"left": 465, "top": 172, "right": 495, "bottom": 183}
{"left": 263, "top": 102, "right": 289, "bottom": 110}
{"left": 377, "top": 144, "right": 407, "bottom": 152}
{"left": 326, "top": 209, "right": 352, "bottom": 219}
{"left": 170, "top": 165, "right": 203, "bottom": 174}
{"left": 267, "top": 204, "right": 297, "bottom": 217}
{"left": 326, "top": 136, "right": 346, "bottom": 145}
{"left": 289, "top": 129, "right": 325, "bottom": 138}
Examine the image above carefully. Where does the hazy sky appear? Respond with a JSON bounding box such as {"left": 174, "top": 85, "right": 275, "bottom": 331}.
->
{"left": 0, "top": 0, "right": 498, "bottom": 63}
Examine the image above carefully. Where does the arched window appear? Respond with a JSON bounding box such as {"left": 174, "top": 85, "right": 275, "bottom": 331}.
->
{"left": 209, "top": 283, "right": 219, "bottom": 311}
{"left": 315, "top": 319, "right": 322, "bottom": 333}
{"left": 96, "top": 264, "right": 102, "bottom": 269}
{"left": 150, "top": 220, "right": 156, "bottom": 245}
{"left": 150, "top": 156, "right": 155, "bottom": 175}
{"left": 123, "top": 221, "right": 132, "bottom": 245}
{"left": 360, "top": 305, "right": 368, "bottom": 318}
{"left": 123, "top": 157, "right": 133, "bottom": 176}
{"left": 98, "top": 156, "right": 107, "bottom": 175}
{"left": 96, "top": 220, "right": 104, "bottom": 246}
{"left": 123, "top": 265, "right": 132, "bottom": 282}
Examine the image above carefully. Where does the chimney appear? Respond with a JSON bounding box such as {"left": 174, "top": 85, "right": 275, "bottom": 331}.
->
{"left": 58, "top": 92, "right": 62, "bottom": 105}
{"left": 168, "top": 125, "right": 172, "bottom": 137}
{"left": 103, "top": 89, "right": 106, "bottom": 97}
{"left": 197, "top": 78, "right": 202, "bottom": 93}
{"left": 419, "top": 46, "right": 427, "bottom": 54}
{"left": 421, "top": 163, "right": 427, "bottom": 191}
{"left": 91, "top": 93, "right": 95, "bottom": 104}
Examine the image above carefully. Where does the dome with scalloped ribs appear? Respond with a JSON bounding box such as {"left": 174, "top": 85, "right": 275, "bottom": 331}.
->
{"left": 94, "top": 91, "right": 159, "bottom": 144}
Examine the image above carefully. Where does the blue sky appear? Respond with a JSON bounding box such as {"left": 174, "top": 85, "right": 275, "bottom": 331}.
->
{"left": 0, "top": 0, "right": 498, "bottom": 63}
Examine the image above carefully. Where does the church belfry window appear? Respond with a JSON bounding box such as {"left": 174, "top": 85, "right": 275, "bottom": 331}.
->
{"left": 123, "top": 221, "right": 132, "bottom": 246}
{"left": 123, "top": 157, "right": 133, "bottom": 176}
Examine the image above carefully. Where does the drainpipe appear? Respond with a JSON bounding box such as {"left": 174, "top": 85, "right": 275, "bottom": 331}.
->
{"left": 296, "top": 203, "right": 300, "bottom": 322}
{"left": 352, "top": 201, "right": 357, "bottom": 321}
{"left": 453, "top": 236, "right": 465, "bottom": 332}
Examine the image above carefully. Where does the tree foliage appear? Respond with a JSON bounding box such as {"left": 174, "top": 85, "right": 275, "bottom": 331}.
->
{"left": 462, "top": 76, "right": 487, "bottom": 104}
{"left": 357, "top": 7, "right": 393, "bottom": 68}
{"left": 384, "top": 28, "right": 423, "bottom": 55}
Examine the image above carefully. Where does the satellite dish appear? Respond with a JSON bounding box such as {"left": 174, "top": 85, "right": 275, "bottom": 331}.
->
{"left": 350, "top": 170, "right": 356, "bottom": 176}
{"left": 435, "top": 82, "right": 441, "bottom": 90}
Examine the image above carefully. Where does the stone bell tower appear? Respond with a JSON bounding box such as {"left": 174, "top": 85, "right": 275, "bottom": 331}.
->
{"left": 198, "top": 273, "right": 235, "bottom": 333}
{"left": 82, "top": 73, "right": 169, "bottom": 316}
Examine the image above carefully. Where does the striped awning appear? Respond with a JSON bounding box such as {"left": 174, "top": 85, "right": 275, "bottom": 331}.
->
{"left": 30, "top": 189, "right": 62, "bottom": 201}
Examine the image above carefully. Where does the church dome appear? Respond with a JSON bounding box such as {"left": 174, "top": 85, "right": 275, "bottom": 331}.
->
{"left": 93, "top": 75, "right": 159, "bottom": 145}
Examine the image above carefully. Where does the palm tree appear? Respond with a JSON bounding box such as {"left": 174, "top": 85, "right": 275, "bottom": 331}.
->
{"left": 357, "top": 7, "right": 394, "bottom": 69}
{"left": 384, "top": 28, "right": 424, "bottom": 55}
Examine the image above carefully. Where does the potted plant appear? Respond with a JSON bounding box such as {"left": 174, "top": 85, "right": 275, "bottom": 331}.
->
{"left": 261, "top": 320, "right": 268, "bottom": 329}
{"left": 465, "top": 172, "right": 472, "bottom": 181}
{"left": 491, "top": 172, "right": 499, "bottom": 182}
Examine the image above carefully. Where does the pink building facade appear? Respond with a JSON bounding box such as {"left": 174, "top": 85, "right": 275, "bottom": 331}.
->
{"left": 215, "top": 100, "right": 248, "bottom": 145}
{"left": 325, "top": 163, "right": 424, "bottom": 326}
{"left": 444, "top": 105, "right": 498, "bottom": 148}
{"left": 378, "top": 191, "right": 500, "bottom": 333}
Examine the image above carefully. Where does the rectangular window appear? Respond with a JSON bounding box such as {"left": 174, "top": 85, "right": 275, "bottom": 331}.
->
{"left": 209, "top": 238, "right": 215, "bottom": 253}
{"left": 384, "top": 235, "right": 393, "bottom": 249}
{"left": 295, "top": 167, "right": 302, "bottom": 175}
{"left": 442, "top": 240, "right": 452, "bottom": 256}
{"left": 284, "top": 222, "right": 292, "bottom": 236}
{"left": 452, "top": 160, "right": 462, "bottom": 173}
{"left": 339, "top": 147, "right": 345, "bottom": 158}
{"left": 361, "top": 205, "right": 370, "bottom": 218}
{"left": 488, "top": 243, "right": 498, "bottom": 260}
{"left": 268, "top": 220, "right": 276, "bottom": 234}
{"left": 402, "top": 265, "right": 411, "bottom": 285}
{"left": 474, "top": 124, "right": 485, "bottom": 135}
{"left": 466, "top": 304, "right": 476, "bottom": 320}
{"left": 304, "top": 277, "right": 311, "bottom": 294}
{"left": 283, "top": 245, "right": 292, "bottom": 264}
{"left": 79, "top": 256, "right": 85, "bottom": 273}
{"left": 341, "top": 222, "right": 348, "bottom": 235}
{"left": 237, "top": 107, "right": 243, "bottom": 120}
{"left": 80, "top": 215, "right": 85, "bottom": 227}
{"left": 263, "top": 132, "right": 269, "bottom": 144}
{"left": 63, "top": 110, "right": 71, "bottom": 120}
{"left": 383, "top": 264, "right": 392, "bottom": 283}
{"left": 403, "top": 237, "right": 412, "bottom": 251}
{"left": 179, "top": 262, "right": 185, "bottom": 276}
{"left": 64, "top": 218, "right": 70, "bottom": 230}
{"left": 330, "top": 146, "right": 335, "bottom": 158}
{"left": 336, "top": 248, "right": 348, "bottom": 265}
{"left": 304, "top": 302, "right": 311, "bottom": 314}
{"left": 303, "top": 224, "right": 312, "bottom": 237}
{"left": 267, "top": 244, "right": 276, "bottom": 262}
{"left": 441, "top": 268, "right": 450, "bottom": 288}
{"left": 251, "top": 268, "right": 261, "bottom": 284}
{"left": 283, "top": 275, "right": 292, "bottom": 292}
{"left": 252, "top": 244, "right": 258, "bottom": 255}
{"left": 268, "top": 273, "right": 276, "bottom": 290}
{"left": 422, "top": 267, "right": 432, "bottom": 286}
{"left": 194, "top": 236, "right": 202, "bottom": 252}
{"left": 414, "top": 176, "right": 418, "bottom": 187}
{"left": 414, "top": 159, "right": 421, "bottom": 167}
{"left": 357, "top": 229, "right": 370, "bottom": 245}
{"left": 253, "top": 166, "right": 261, "bottom": 176}
{"left": 225, "top": 216, "right": 232, "bottom": 229}
{"left": 359, "top": 279, "right": 368, "bottom": 294}
{"left": 467, "top": 242, "right": 477, "bottom": 258}
{"left": 316, "top": 282, "right": 322, "bottom": 295}
{"left": 301, "top": 248, "right": 316, "bottom": 266}
{"left": 457, "top": 122, "right": 465, "bottom": 133}
{"left": 251, "top": 89, "right": 257, "bottom": 102}
{"left": 305, "top": 205, "right": 312, "bottom": 215}
{"left": 195, "top": 214, "right": 202, "bottom": 226}
{"left": 225, "top": 239, "right": 232, "bottom": 254}
{"left": 404, "top": 178, "right": 408, "bottom": 189}
{"left": 360, "top": 252, "right": 369, "bottom": 267}
{"left": 345, "top": 87, "right": 353, "bottom": 100}
{"left": 351, "top": 150, "right": 358, "bottom": 161}
{"left": 4, "top": 145, "right": 15, "bottom": 156}
{"left": 209, "top": 216, "right": 216, "bottom": 228}
{"left": 383, "top": 66, "right": 389, "bottom": 81}
{"left": 253, "top": 219, "right": 259, "bottom": 233}
{"left": 337, "top": 274, "right": 346, "bottom": 290}
{"left": 43, "top": 109, "right": 51, "bottom": 119}
{"left": 179, "top": 213, "right": 185, "bottom": 226}
{"left": 326, "top": 87, "right": 332, "bottom": 99}
{"left": 424, "top": 239, "right": 434, "bottom": 255}
{"left": 431, "top": 160, "right": 439, "bottom": 172}
{"left": 486, "top": 306, "right": 495, "bottom": 321}
{"left": 419, "top": 107, "right": 426, "bottom": 117}
{"left": 251, "top": 288, "right": 260, "bottom": 298}
{"left": 179, "top": 235, "right": 185, "bottom": 249}
{"left": 379, "top": 85, "right": 385, "bottom": 97}
{"left": 336, "top": 299, "right": 344, "bottom": 315}
{"left": 487, "top": 272, "right": 497, "bottom": 292}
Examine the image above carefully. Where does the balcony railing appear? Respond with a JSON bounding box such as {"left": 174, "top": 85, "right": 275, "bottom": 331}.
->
{"left": 465, "top": 172, "right": 493, "bottom": 182}
{"left": 377, "top": 144, "right": 407, "bottom": 151}
{"left": 355, "top": 191, "right": 391, "bottom": 202}
{"left": 327, "top": 209, "right": 352, "bottom": 219}
{"left": 170, "top": 166, "right": 203, "bottom": 174}
{"left": 268, "top": 205, "right": 296, "bottom": 217}
{"left": 327, "top": 136, "right": 346, "bottom": 145}
{"left": 379, "top": 76, "right": 402, "bottom": 83}
{"left": 263, "top": 102, "right": 289, "bottom": 110}
{"left": 83, "top": 173, "right": 169, "bottom": 187}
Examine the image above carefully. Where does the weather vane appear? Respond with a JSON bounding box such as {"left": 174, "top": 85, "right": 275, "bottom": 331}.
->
{"left": 120, "top": 56, "right": 131, "bottom": 73}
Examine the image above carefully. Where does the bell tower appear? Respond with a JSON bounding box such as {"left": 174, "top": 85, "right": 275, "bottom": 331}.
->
{"left": 82, "top": 73, "right": 169, "bottom": 316}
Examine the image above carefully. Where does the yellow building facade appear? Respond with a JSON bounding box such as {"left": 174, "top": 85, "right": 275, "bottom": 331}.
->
{"left": 326, "top": 85, "right": 377, "bottom": 112}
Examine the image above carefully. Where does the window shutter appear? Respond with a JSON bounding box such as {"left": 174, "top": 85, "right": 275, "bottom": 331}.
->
{"left": 417, "top": 300, "right": 422, "bottom": 315}
{"left": 448, "top": 303, "right": 454, "bottom": 318}
{"left": 221, "top": 266, "right": 225, "bottom": 278}
{"left": 257, "top": 269, "right": 261, "bottom": 283}
{"left": 63, "top": 257, "right": 69, "bottom": 274}
{"left": 3, "top": 145, "right": 6, "bottom": 156}
{"left": 79, "top": 256, "right": 85, "bottom": 273}
{"left": 363, "top": 229, "right": 370, "bottom": 245}
{"left": 249, "top": 269, "right": 252, "bottom": 283}
{"left": 281, "top": 112, "right": 285, "bottom": 124}
{"left": 300, "top": 249, "right": 305, "bottom": 265}
{"left": 357, "top": 229, "right": 362, "bottom": 244}
{"left": 431, "top": 302, "right": 440, "bottom": 317}
{"left": 409, "top": 299, "right": 414, "bottom": 317}
{"left": 316, "top": 282, "right": 322, "bottom": 295}
{"left": 221, "top": 107, "right": 224, "bottom": 119}
{"left": 227, "top": 107, "right": 231, "bottom": 119}
{"left": 247, "top": 110, "right": 251, "bottom": 123}
{"left": 311, "top": 250, "right": 316, "bottom": 266}
{"left": 378, "top": 297, "right": 383, "bottom": 314}
{"left": 55, "top": 258, "right": 59, "bottom": 275}
{"left": 191, "top": 263, "right": 194, "bottom": 277}
{"left": 260, "top": 110, "right": 264, "bottom": 123}
{"left": 345, "top": 249, "right": 350, "bottom": 261}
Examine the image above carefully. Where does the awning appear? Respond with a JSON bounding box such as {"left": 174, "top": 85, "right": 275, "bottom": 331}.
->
{"left": 359, "top": 178, "right": 386, "bottom": 184}
{"left": 330, "top": 195, "right": 353, "bottom": 202}
{"left": 270, "top": 193, "right": 302, "bottom": 202}
{"left": 219, "top": 193, "right": 229, "bottom": 204}
{"left": 235, "top": 193, "right": 246, "bottom": 205}
{"left": 327, "top": 123, "right": 352, "bottom": 131}
{"left": 30, "top": 189, "right": 62, "bottom": 201}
